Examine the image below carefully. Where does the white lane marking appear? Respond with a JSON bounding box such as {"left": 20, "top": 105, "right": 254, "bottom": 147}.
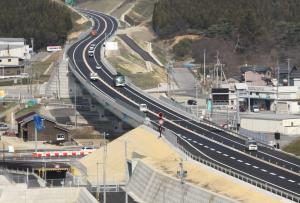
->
{"left": 261, "top": 169, "right": 267, "bottom": 172}
{"left": 270, "top": 172, "right": 276, "bottom": 176}
{"left": 193, "top": 140, "right": 197, "bottom": 143}
{"left": 223, "top": 154, "right": 229, "bottom": 157}
{"left": 188, "top": 138, "right": 192, "bottom": 141}
{"left": 253, "top": 166, "right": 259, "bottom": 169}
{"left": 237, "top": 159, "right": 243, "bottom": 163}
{"left": 230, "top": 156, "right": 236, "bottom": 160}
{"left": 182, "top": 136, "right": 186, "bottom": 139}
{"left": 216, "top": 151, "right": 222, "bottom": 154}
{"left": 198, "top": 143, "right": 203, "bottom": 146}
{"left": 279, "top": 176, "right": 286, "bottom": 179}
{"left": 288, "top": 179, "right": 295, "bottom": 183}
{"left": 245, "top": 163, "right": 251, "bottom": 166}
{"left": 210, "top": 148, "right": 215, "bottom": 151}
{"left": 204, "top": 145, "right": 209, "bottom": 148}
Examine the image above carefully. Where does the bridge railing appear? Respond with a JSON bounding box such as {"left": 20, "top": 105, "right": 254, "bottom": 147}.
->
{"left": 158, "top": 125, "right": 300, "bottom": 202}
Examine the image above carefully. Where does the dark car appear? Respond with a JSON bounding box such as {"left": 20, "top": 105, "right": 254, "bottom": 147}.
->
{"left": 187, "top": 99, "right": 197, "bottom": 105}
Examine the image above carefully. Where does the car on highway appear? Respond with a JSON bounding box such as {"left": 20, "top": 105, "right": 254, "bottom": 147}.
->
{"left": 90, "top": 72, "right": 98, "bottom": 80}
{"left": 139, "top": 104, "right": 148, "bottom": 112}
{"left": 114, "top": 73, "right": 126, "bottom": 87}
{"left": 88, "top": 50, "right": 94, "bottom": 57}
{"left": 90, "top": 43, "right": 96, "bottom": 48}
{"left": 245, "top": 138, "right": 258, "bottom": 151}
{"left": 187, "top": 99, "right": 197, "bottom": 105}
{"left": 96, "top": 65, "right": 102, "bottom": 70}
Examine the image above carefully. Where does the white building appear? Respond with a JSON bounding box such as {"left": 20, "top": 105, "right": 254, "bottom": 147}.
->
{"left": 0, "top": 38, "right": 31, "bottom": 60}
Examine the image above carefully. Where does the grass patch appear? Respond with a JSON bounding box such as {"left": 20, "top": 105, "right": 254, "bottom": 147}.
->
{"left": 283, "top": 138, "right": 300, "bottom": 156}
{"left": 15, "top": 104, "right": 41, "bottom": 118}
{"left": 131, "top": 0, "right": 155, "bottom": 20}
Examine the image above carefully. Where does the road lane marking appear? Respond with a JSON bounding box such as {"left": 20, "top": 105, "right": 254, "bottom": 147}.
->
{"left": 270, "top": 172, "right": 276, "bottom": 176}
{"left": 198, "top": 143, "right": 203, "bottom": 146}
{"left": 245, "top": 163, "right": 251, "bottom": 166}
{"left": 210, "top": 148, "right": 215, "bottom": 151}
{"left": 204, "top": 145, "right": 209, "bottom": 148}
{"left": 193, "top": 140, "right": 197, "bottom": 143}
{"left": 216, "top": 151, "right": 221, "bottom": 154}
{"left": 288, "top": 180, "right": 295, "bottom": 183}
{"left": 279, "top": 176, "right": 286, "bottom": 179}
{"left": 253, "top": 166, "right": 259, "bottom": 169}
{"left": 223, "top": 154, "right": 229, "bottom": 157}
{"left": 237, "top": 159, "right": 243, "bottom": 163}
{"left": 230, "top": 157, "right": 236, "bottom": 160}
{"left": 188, "top": 138, "right": 192, "bottom": 141}
{"left": 261, "top": 169, "right": 267, "bottom": 172}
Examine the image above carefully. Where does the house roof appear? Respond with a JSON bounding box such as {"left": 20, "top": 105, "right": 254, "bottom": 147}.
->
{"left": 240, "top": 66, "right": 271, "bottom": 73}
{"left": 16, "top": 112, "right": 69, "bottom": 132}
{"left": 0, "top": 38, "right": 25, "bottom": 43}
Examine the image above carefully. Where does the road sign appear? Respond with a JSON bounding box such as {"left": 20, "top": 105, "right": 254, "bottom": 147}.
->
{"left": 34, "top": 114, "right": 44, "bottom": 132}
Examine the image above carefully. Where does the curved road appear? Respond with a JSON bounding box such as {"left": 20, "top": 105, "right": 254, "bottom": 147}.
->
{"left": 67, "top": 10, "right": 300, "bottom": 200}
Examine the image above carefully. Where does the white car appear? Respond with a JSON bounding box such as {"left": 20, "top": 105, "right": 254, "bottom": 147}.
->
{"left": 245, "top": 138, "right": 258, "bottom": 151}
{"left": 253, "top": 105, "right": 260, "bottom": 113}
{"left": 88, "top": 50, "right": 94, "bottom": 57}
{"left": 96, "top": 65, "right": 102, "bottom": 70}
{"left": 139, "top": 104, "right": 148, "bottom": 112}
{"left": 90, "top": 72, "right": 98, "bottom": 80}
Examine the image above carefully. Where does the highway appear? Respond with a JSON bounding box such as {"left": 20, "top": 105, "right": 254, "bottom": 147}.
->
{"left": 67, "top": 10, "right": 300, "bottom": 200}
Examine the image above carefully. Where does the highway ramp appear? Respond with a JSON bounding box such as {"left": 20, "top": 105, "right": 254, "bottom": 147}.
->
{"left": 76, "top": 125, "right": 285, "bottom": 203}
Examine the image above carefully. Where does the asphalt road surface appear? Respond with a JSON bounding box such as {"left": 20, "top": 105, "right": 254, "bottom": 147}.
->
{"left": 67, "top": 9, "right": 300, "bottom": 200}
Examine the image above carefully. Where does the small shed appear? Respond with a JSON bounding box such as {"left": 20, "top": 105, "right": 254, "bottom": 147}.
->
{"left": 16, "top": 112, "right": 69, "bottom": 143}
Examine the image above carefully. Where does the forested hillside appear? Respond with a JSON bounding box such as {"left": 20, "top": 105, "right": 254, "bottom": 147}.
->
{"left": 152, "top": 0, "right": 300, "bottom": 69}
{"left": 0, "top": 0, "right": 72, "bottom": 50}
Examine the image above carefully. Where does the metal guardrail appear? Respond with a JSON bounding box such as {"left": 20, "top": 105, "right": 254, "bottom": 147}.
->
{"left": 66, "top": 11, "right": 299, "bottom": 202}
{"left": 159, "top": 126, "right": 300, "bottom": 202}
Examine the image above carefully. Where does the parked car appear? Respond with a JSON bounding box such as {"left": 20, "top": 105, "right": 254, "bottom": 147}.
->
{"left": 0, "top": 123, "right": 9, "bottom": 131}
{"left": 187, "top": 99, "right": 197, "bottom": 105}
{"left": 252, "top": 105, "right": 260, "bottom": 113}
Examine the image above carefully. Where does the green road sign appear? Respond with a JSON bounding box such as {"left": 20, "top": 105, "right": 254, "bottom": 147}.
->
{"left": 65, "top": 0, "right": 75, "bottom": 6}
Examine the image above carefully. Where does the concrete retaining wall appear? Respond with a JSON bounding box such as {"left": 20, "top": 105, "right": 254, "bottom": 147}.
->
{"left": 127, "top": 161, "right": 236, "bottom": 203}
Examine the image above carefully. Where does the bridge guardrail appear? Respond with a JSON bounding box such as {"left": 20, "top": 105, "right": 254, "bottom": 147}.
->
{"left": 158, "top": 124, "right": 300, "bottom": 202}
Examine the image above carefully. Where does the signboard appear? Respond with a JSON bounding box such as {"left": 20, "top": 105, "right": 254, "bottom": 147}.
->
{"left": 105, "top": 42, "right": 118, "bottom": 51}
{"left": 211, "top": 88, "right": 229, "bottom": 104}
{"left": 207, "top": 99, "right": 212, "bottom": 113}
{"left": 65, "top": 0, "right": 75, "bottom": 6}
{"left": 34, "top": 115, "right": 45, "bottom": 132}
{"left": 46, "top": 46, "right": 62, "bottom": 52}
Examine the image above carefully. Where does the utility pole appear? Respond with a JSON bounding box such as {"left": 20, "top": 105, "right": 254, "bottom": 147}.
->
{"left": 195, "top": 77, "right": 199, "bottom": 118}
{"left": 177, "top": 161, "right": 187, "bottom": 203}
{"left": 276, "top": 60, "right": 279, "bottom": 114}
{"left": 203, "top": 49, "right": 206, "bottom": 83}
{"left": 102, "top": 132, "right": 107, "bottom": 203}
{"left": 96, "top": 161, "right": 100, "bottom": 200}
{"left": 287, "top": 58, "right": 290, "bottom": 86}
{"left": 74, "top": 82, "right": 77, "bottom": 127}
{"left": 125, "top": 141, "right": 128, "bottom": 203}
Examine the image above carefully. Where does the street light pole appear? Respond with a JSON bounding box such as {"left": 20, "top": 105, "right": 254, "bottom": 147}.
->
{"left": 102, "top": 132, "right": 107, "bottom": 203}
{"left": 74, "top": 82, "right": 77, "bottom": 127}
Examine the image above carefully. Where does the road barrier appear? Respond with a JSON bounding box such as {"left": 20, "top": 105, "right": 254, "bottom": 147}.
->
{"left": 32, "top": 149, "right": 95, "bottom": 158}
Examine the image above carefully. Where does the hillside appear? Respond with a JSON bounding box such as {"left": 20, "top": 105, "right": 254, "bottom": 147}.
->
{"left": 152, "top": 0, "right": 300, "bottom": 73}
{"left": 0, "top": 0, "right": 73, "bottom": 51}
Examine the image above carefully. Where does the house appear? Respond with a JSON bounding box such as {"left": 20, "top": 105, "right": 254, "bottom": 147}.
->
{"left": 276, "top": 65, "right": 300, "bottom": 86}
{"left": 240, "top": 66, "right": 272, "bottom": 86}
{"left": 0, "top": 38, "right": 31, "bottom": 60}
{"left": 16, "top": 112, "right": 70, "bottom": 143}
{"left": 0, "top": 56, "right": 25, "bottom": 76}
